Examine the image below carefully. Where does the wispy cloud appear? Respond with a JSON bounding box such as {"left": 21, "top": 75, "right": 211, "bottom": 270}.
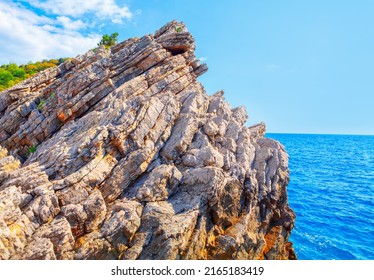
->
{"left": 57, "top": 16, "right": 87, "bottom": 31}
{"left": 26, "top": 0, "right": 133, "bottom": 23}
{"left": 0, "top": 0, "right": 136, "bottom": 65}
{"left": 199, "top": 57, "right": 208, "bottom": 62}
{"left": 0, "top": 1, "right": 104, "bottom": 64}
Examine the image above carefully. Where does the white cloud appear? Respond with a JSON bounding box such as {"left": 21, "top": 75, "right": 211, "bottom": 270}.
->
{"left": 199, "top": 57, "right": 208, "bottom": 62}
{"left": 57, "top": 16, "right": 87, "bottom": 30}
{"left": 0, "top": 1, "right": 100, "bottom": 64}
{"left": 27, "top": 0, "right": 133, "bottom": 23}
{"left": 4, "top": 1, "right": 53, "bottom": 25}
{"left": 0, "top": 0, "right": 136, "bottom": 65}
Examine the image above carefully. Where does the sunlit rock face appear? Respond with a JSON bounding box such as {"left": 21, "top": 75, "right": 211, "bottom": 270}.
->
{"left": 0, "top": 20, "right": 295, "bottom": 260}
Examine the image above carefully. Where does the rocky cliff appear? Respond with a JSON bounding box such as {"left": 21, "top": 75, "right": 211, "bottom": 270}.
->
{"left": 0, "top": 21, "right": 295, "bottom": 260}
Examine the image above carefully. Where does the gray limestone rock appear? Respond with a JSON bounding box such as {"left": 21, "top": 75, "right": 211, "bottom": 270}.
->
{"left": 0, "top": 20, "right": 295, "bottom": 260}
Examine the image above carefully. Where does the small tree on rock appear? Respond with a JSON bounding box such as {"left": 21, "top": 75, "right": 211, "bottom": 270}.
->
{"left": 98, "top": 32, "right": 119, "bottom": 49}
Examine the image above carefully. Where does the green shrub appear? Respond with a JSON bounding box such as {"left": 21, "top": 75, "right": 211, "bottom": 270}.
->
{"left": 37, "top": 99, "right": 45, "bottom": 110}
{"left": 27, "top": 144, "right": 37, "bottom": 154}
{"left": 97, "top": 33, "right": 119, "bottom": 49}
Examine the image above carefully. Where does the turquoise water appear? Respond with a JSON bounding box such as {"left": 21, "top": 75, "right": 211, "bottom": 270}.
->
{"left": 267, "top": 133, "right": 374, "bottom": 260}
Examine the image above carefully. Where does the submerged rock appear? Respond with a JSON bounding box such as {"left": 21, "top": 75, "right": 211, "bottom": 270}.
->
{"left": 0, "top": 20, "right": 295, "bottom": 260}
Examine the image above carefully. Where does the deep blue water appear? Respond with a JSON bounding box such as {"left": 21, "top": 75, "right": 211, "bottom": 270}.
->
{"left": 267, "top": 133, "right": 374, "bottom": 260}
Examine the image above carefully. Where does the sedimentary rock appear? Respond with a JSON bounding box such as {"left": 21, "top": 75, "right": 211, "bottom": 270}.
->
{"left": 0, "top": 20, "right": 296, "bottom": 260}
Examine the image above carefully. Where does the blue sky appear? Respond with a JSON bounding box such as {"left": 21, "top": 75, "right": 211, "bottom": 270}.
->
{"left": 1, "top": 0, "right": 373, "bottom": 135}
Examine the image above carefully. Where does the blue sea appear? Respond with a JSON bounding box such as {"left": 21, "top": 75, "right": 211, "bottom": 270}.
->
{"left": 267, "top": 133, "right": 374, "bottom": 260}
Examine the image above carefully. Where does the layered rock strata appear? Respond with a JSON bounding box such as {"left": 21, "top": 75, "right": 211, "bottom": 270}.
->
{"left": 0, "top": 21, "right": 296, "bottom": 260}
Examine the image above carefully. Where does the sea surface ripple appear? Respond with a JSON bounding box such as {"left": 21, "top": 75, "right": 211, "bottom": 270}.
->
{"left": 267, "top": 133, "right": 374, "bottom": 260}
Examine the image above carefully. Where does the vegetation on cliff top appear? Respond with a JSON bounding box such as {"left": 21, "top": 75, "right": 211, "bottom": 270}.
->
{"left": 0, "top": 33, "right": 119, "bottom": 91}
{"left": 0, "top": 58, "right": 69, "bottom": 91}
